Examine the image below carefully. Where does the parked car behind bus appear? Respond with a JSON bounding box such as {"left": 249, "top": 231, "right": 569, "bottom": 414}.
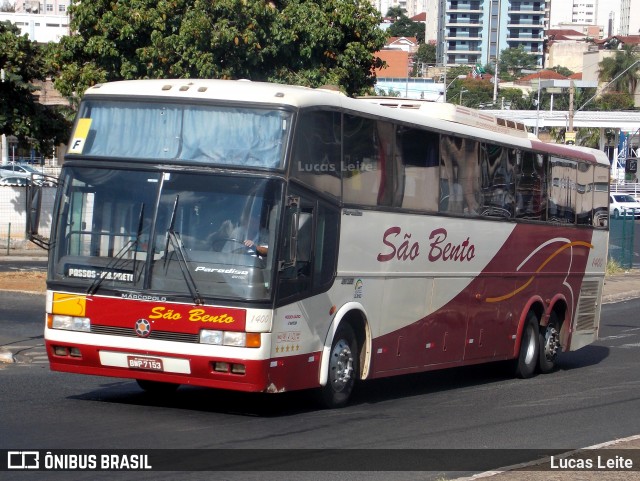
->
{"left": 610, "top": 193, "right": 640, "bottom": 218}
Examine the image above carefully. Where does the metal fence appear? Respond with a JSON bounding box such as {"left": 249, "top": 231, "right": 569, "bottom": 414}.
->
{"left": 610, "top": 182, "right": 640, "bottom": 198}
{"left": 609, "top": 215, "right": 638, "bottom": 269}
{"left": 0, "top": 185, "right": 56, "bottom": 251}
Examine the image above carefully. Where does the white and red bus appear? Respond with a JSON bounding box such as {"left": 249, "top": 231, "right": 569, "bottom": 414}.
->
{"left": 37, "top": 79, "right": 609, "bottom": 408}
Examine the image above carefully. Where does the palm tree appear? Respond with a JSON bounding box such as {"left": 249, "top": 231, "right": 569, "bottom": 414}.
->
{"left": 597, "top": 45, "right": 640, "bottom": 96}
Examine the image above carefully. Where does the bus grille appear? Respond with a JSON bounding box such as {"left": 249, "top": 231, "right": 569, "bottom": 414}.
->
{"left": 574, "top": 280, "right": 600, "bottom": 332}
{"left": 91, "top": 325, "right": 200, "bottom": 343}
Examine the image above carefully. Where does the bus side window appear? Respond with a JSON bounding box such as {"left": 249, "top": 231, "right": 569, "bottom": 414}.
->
{"left": 276, "top": 197, "right": 339, "bottom": 303}
{"left": 440, "top": 135, "right": 480, "bottom": 215}
{"left": 290, "top": 110, "right": 341, "bottom": 199}
{"left": 479, "top": 143, "right": 516, "bottom": 219}
{"left": 398, "top": 127, "right": 439, "bottom": 212}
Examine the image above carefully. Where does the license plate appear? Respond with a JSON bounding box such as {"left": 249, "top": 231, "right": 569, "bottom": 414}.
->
{"left": 127, "top": 356, "right": 164, "bottom": 371}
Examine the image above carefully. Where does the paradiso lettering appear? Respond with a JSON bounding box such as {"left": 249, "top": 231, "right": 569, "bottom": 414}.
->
{"left": 377, "top": 227, "right": 476, "bottom": 263}
{"left": 148, "top": 306, "right": 235, "bottom": 324}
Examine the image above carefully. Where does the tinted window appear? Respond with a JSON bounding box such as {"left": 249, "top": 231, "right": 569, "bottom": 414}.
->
{"left": 290, "top": 110, "right": 341, "bottom": 198}
{"left": 439, "top": 135, "right": 481, "bottom": 215}
{"left": 397, "top": 127, "right": 439, "bottom": 212}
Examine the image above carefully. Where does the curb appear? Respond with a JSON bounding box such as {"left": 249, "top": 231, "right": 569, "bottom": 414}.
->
{"left": 602, "top": 291, "right": 640, "bottom": 304}
{"left": 454, "top": 434, "right": 640, "bottom": 480}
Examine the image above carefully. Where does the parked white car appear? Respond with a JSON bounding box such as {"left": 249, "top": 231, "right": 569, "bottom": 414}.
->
{"left": 0, "top": 163, "right": 46, "bottom": 184}
{"left": 0, "top": 175, "right": 34, "bottom": 186}
{"left": 610, "top": 193, "right": 640, "bottom": 218}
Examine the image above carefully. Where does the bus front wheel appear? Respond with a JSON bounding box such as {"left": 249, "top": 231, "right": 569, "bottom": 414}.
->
{"left": 539, "top": 312, "right": 561, "bottom": 373}
{"left": 318, "top": 323, "right": 358, "bottom": 409}
{"left": 514, "top": 312, "right": 539, "bottom": 379}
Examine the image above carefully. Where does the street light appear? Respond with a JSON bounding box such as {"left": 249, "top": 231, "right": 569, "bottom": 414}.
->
{"left": 443, "top": 75, "right": 466, "bottom": 103}
{"left": 459, "top": 88, "right": 468, "bottom": 105}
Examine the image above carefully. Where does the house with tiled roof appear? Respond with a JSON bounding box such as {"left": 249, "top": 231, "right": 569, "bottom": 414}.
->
{"left": 546, "top": 29, "right": 587, "bottom": 42}
{"left": 375, "top": 49, "right": 412, "bottom": 78}
{"left": 385, "top": 37, "right": 419, "bottom": 53}
{"left": 595, "top": 35, "right": 640, "bottom": 50}
{"left": 516, "top": 70, "right": 568, "bottom": 85}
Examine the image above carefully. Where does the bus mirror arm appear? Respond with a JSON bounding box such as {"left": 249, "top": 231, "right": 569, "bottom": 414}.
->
{"left": 26, "top": 183, "right": 50, "bottom": 250}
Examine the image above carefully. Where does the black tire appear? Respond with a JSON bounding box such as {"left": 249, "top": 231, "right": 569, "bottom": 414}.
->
{"left": 539, "top": 311, "right": 562, "bottom": 374}
{"left": 514, "top": 311, "right": 539, "bottom": 379}
{"left": 136, "top": 379, "right": 180, "bottom": 394}
{"left": 318, "top": 323, "right": 359, "bottom": 409}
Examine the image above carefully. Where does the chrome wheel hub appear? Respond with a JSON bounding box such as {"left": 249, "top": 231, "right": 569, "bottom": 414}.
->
{"left": 329, "top": 339, "right": 354, "bottom": 392}
{"left": 544, "top": 325, "right": 560, "bottom": 362}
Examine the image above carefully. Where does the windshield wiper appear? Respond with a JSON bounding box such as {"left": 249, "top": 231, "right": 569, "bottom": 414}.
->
{"left": 87, "top": 204, "right": 145, "bottom": 296}
{"left": 164, "top": 195, "right": 204, "bottom": 305}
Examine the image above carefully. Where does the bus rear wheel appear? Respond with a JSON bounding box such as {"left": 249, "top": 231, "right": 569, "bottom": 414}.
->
{"left": 539, "top": 312, "right": 561, "bottom": 374}
{"left": 514, "top": 311, "right": 539, "bottom": 379}
{"left": 318, "top": 323, "right": 358, "bottom": 409}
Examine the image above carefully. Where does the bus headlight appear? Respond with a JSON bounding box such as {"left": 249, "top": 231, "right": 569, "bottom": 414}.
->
{"left": 200, "top": 330, "right": 260, "bottom": 348}
{"left": 222, "top": 331, "right": 246, "bottom": 347}
{"left": 200, "top": 330, "right": 223, "bottom": 345}
{"left": 51, "top": 315, "right": 91, "bottom": 332}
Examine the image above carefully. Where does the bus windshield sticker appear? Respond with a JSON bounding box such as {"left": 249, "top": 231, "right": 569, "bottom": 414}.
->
{"left": 68, "top": 118, "right": 93, "bottom": 154}
{"left": 66, "top": 265, "right": 135, "bottom": 283}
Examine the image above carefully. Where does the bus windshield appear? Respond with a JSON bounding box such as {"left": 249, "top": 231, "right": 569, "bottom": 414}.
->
{"left": 51, "top": 167, "right": 283, "bottom": 302}
{"left": 68, "top": 99, "right": 292, "bottom": 169}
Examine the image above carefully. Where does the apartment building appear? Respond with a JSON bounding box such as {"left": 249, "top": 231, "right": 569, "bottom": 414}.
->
{"left": 427, "top": 0, "right": 545, "bottom": 68}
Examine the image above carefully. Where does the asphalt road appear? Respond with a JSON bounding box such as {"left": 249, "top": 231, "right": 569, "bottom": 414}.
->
{"left": 2, "top": 292, "right": 640, "bottom": 481}
{"left": 0, "top": 259, "right": 47, "bottom": 273}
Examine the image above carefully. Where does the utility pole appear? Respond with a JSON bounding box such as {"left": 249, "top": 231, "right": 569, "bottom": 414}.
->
{"left": 492, "top": 0, "right": 501, "bottom": 105}
{"left": 565, "top": 80, "right": 576, "bottom": 145}
{"left": 568, "top": 80, "right": 574, "bottom": 132}
{"left": 534, "top": 72, "right": 541, "bottom": 137}
{"left": 493, "top": 0, "right": 502, "bottom": 105}
{"left": 1, "top": 68, "right": 7, "bottom": 165}
{"left": 443, "top": 40, "right": 448, "bottom": 102}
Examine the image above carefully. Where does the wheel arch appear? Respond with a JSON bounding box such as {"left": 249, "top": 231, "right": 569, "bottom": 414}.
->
{"left": 513, "top": 296, "right": 545, "bottom": 357}
{"left": 319, "top": 302, "right": 371, "bottom": 387}
{"left": 547, "top": 297, "right": 569, "bottom": 350}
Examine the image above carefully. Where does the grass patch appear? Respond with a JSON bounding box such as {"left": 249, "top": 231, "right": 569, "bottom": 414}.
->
{"left": 606, "top": 258, "right": 626, "bottom": 276}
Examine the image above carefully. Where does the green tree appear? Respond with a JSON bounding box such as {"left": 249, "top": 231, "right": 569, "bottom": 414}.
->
{"left": 385, "top": 6, "right": 406, "bottom": 19}
{"left": 598, "top": 45, "right": 640, "bottom": 95}
{"left": 448, "top": 79, "right": 493, "bottom": 107}
{"left": 51, "top": 0, "right": 387, "bottom": 101}
{"left": 498, "top": 45, "right": 537, "bottom": 80}
{"left": 387, "top": 16, "right": 424, "bottom": 43}
{"left": 593, "top": 91, "right": 635, "bottom": 110}
{"left": 413, "top": 43, "right": 436, "bottom": 76}
{"left": 548, "top": 127, "right": 605, "bottom": 148}
{"left": 414, "top": 43, "right": 436, "bottom": 65}
{"left": 0, "top": 21, "right": 70, "bottom": 154}
{"left": 548, "top": 65, "right": 574, "bottom": 77}
{"left": 499, "top": 87, "right": 528, "bottom": 109}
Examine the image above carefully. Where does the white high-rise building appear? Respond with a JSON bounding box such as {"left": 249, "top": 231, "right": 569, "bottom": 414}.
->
{"left": 619, "top": 0, "right": 640, "bottom": 36}
{"left": 14, "top": 0, "right": 69, "bottom": 15}
{"left": 371, "top": 0, "right": 428, "bottom": 18}
{"left": 546, "top": 0, "right": 636, "bottom": 37}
